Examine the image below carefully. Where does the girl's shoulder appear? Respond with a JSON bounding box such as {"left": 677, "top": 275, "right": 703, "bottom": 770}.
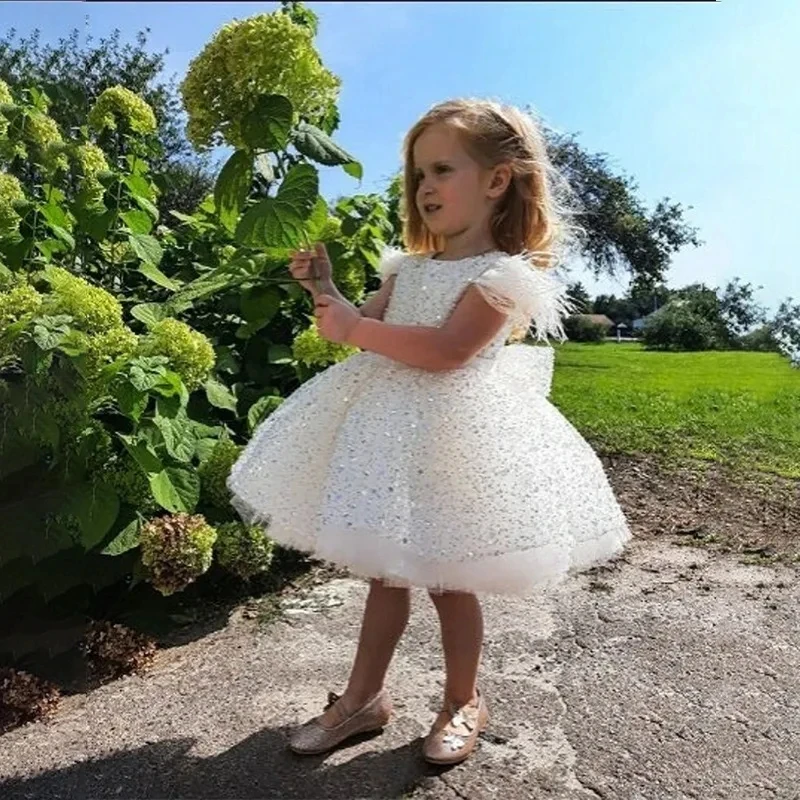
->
{"left": 376, "top": 247, "right": 424, "bottom": 283}
{"left": 469, "top": 252, "right": 575, "bottom": 342}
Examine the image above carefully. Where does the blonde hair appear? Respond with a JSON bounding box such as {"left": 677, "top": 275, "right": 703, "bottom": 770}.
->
{"left": 400, "top": 98, "right": 578, "bottom": 340}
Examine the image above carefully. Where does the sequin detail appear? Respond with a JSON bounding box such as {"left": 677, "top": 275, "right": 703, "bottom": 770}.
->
{"left": 227, "top": 250, "right": 632, "bottom": 596}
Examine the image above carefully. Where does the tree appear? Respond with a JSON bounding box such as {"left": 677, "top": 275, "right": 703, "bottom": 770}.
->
{"left": 566, "top": 281, "right": 592, "bottom": 314}
{"left": 592, "top": 293, "right": 640, "bottom": 328}
{"left": 770, "top": 298, "right": 800, "bottom": 362}
{"left": 629, "top": 281, "right": 673, "bottom": 318}
{"left": 717, "top": 277, "right": 767, "bottom": 338}
{"left": 545, "top": 129, "right": 702, "bottom": 289}
{"left": 0, "top": 26, "right": 188, "bottom": 166}
{"left": 154, "top": 157, "right": 217, "bottom": 217}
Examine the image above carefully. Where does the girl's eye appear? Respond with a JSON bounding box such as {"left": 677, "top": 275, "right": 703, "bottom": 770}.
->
{"left": 435, "top": 165, "right": 450, "bottom": 174}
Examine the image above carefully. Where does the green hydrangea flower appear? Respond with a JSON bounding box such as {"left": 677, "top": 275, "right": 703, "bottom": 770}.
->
{"left": 87, "top": 86, "right": 157, "bottom": 135}
{"left": 140, "top": 512, "right": 218, "bottom": 596}
{"left": 0, "top": 172, "right": 25, "bottom": 236}
{"left": 0, "top": 283, "right": 43, "bottom": 344}
{"left": 333, "top": 258, "right": 366, "bottom": 303}
{"left": 138, "top": 318, "right": 215, "bottom": 391}
{"left": 82, "top": 325, "right": 138, "bottom": 379}
{"left": 198, "top": 437, "right": 243, "bottom": 509}
{"left": 0, "top": 79, "right": 13, "bottom": 141}
{"left": 0, "top": 79, "right": 12, "bottom": 106}
{"left": 181, "top": 11, "right": 340, "bottom": 150}
{"left": 70, "top": 142, "right": 110, "bottom": 205}
{"left": 214, "top": 521, "right": 274, "bottom": 580}
{"left": 318, "top": 216, "right": 342, "bottom": 241}
{"left": 43, "top": 267, "right": 123, "bottom": 334}
{"left": 292, "top": 322, "right": 358, "bottom": 367}
{"left": 31, "top": 112, "right": 69, "bottom": 171}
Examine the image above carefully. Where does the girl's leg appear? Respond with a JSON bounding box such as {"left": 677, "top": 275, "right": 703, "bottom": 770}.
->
{"left": 320, "top": 578, "right": 411, "bottom": 725}
{"left": 427, "top": 589, "right": 484, "bottom": 706}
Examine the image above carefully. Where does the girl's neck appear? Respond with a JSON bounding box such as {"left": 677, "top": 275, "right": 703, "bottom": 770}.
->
{"left": 437, "top": 228, "right": 497, "bottom": 261}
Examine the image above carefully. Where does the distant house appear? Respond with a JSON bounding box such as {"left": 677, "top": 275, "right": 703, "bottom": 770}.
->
{"left": 574, "top": 313, "right": 615, "bottom": 330}
{"left": 632, "top": 312, "right": 656, "bottom": 332}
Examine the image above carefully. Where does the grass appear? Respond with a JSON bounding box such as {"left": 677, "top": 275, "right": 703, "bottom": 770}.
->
{"left": 549, "top": 342, "right": 800, "bottom": 479}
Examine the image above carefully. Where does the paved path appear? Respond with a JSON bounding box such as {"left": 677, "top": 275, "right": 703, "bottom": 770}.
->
{"left": 1, "top": 534, "right": 799, "bottom": 799}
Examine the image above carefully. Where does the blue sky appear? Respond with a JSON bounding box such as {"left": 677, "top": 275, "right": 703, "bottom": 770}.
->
{"left": 2, "top": 1, "right": 797, "bottom": 314}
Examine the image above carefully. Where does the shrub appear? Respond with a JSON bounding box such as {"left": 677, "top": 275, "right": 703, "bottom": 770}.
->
{"left": 642, "top": 302, "right": 719, "bottom": 351}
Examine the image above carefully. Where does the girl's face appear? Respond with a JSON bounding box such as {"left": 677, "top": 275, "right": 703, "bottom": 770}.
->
{"left": 412, "top": 123, "right": 502, "bottom": 242}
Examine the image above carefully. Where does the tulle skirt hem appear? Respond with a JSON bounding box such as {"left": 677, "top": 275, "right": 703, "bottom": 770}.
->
{"left": 230, "top": 494, "right": 631, "bottom": 597}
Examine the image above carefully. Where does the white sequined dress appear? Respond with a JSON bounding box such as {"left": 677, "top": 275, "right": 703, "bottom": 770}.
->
{"left": 227, "top": 249, "right": 632, "bottom": 595}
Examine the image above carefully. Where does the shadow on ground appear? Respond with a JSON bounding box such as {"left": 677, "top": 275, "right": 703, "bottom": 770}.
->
{"left": 0, "top": 725, "right": 437, "bottom": 799}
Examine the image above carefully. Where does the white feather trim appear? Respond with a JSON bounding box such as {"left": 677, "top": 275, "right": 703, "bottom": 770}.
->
{"left": 377, "top": 246, "right": 407, "bottom": 282}
{"left": 470, "top": 253, "right": 575, "bottom": 342}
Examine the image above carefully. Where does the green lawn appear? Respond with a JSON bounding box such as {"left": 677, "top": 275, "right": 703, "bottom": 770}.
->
{"left": 549, "top": 342, "right": 800, "bottom": 479}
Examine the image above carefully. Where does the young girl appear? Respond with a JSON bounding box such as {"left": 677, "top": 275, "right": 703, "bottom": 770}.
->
{"left": 227, "top": 98, "right": 632, "bottom": 765}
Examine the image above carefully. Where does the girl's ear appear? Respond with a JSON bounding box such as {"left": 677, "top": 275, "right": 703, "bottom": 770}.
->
{"left": 486, "top": 163, "right": 512, "bottom": 199}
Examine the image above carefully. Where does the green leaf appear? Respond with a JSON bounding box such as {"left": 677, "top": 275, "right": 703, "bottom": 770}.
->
{"left": 277, "top": 163, "right": 318, "bottom": 219}
{"left": 133, "top": 194, "right": 159, "bottom": 221}
{"left": 138, "top": 261, "right": 181, "bottom": 291}
{"left": 32, "top": 318, "right": 70, "bottom": 350}
{"left": 128, "top": 233, "right": 163, "bottom": 267}
{"left": 343, "top": 161, "right": 363, "bottom": 181}
{"left": 121, "top": 209, "right": 153, "bottom": 234}
{"left": 247, "top": 394, "right": 284, "bottom": 433}
{"left": 127, "top": 358, "right": 169, "bottom": 392}
{"left": 33, "top": 239, "right": 62, "bottom": 259}
{"left": 149, "top": 467, "right": 200, "bottom": 513}
{"left": 169, "top": 210, "right": 199, "bottom": 225}
{"left": 115, "top": 382, "right": 149, "bottom": 421}
{"left": 156, "top": 392, "right": 182, "bottom": 419}
{"left": 116, "top": 433, "right": 163, "bottom": 474}
{"left": 38, "top": 202, "right": 70, "bottom": 231}
{"left": 205, "top": 377, "right": 238, "bottom": 412}
{"left": 214, "top": 150, "right": 253, "bottom": 234}
{"left": 195, "top": 437, "right": 219, "bottom": 464}
{"left": 153, "top": 414, "right": 196, "bottom": 463}
{"left": 235, "top": 197, "right": 305, "bottom": 249}
{"left": 101, "top": 515, "right": 142, "bottom": 556}
{"left": 306, "top": 196, "right": 330, "bottom": 241}
{"left": 240, "top": 285, "right": 281, "bottom": 325}
{"left": 57, "top": 330, "right": 89, "bottom": 357}
{"left": 76, "top": 208, "right": 113, "bottom": 242}
{"left": 241, "top": 94, "right": 293, "bottom": 151}
{"left": 124, "top": 174, "right": 155, "bottom": 201}
{"left": 152, "top": 370, "right": 188, "bottom": 405}
{"left": 131, "top": 302, "right": 171, "bottom": 328}
{"left": 267, "top": 344, "right": 293, "bottom": 364}
{"left": 66, "top": 482, "right": 121, "bottom": 551}
{"left": 49, "top": 224, "right": 75, "bottom": 249}
{"left": 292, "top": 121, "right": 358, "bottom": 167}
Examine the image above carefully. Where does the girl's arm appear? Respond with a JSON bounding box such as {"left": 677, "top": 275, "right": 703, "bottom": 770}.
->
{"left": 311, "top": 275, "right": 397, "bottom": 320}
{"left": 356, "top": 274, "right": 397, "bottom": 320}
{"left": 347, "top": 284, "right": 509, "bottom": 371}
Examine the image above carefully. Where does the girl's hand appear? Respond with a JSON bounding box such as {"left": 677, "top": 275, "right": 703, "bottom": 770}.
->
{"left": 314, "top": 293, "right": 362, "bottom": 344}
{"left": 288, "top": 242, "right": 333, "bottom": 294}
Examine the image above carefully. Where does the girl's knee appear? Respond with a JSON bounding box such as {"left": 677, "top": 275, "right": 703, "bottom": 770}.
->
{"left": 370, "top": 577, "right": 410, "bottom": 594}
{"left": 428, "top": 587, "right": 476, "bottom": 604}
